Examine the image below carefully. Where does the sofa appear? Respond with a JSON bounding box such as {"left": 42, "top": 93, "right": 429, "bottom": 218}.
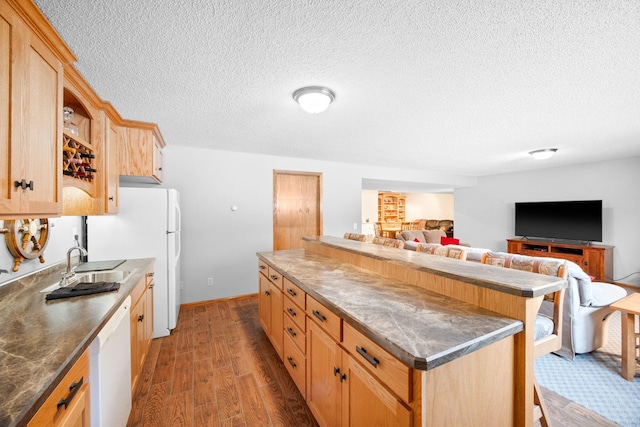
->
{"left": 412, "top": 244, "right": 627, "bottom": 359}
{"left": 395, "top": 229, "right": 447, "bottom": 251}
{"left": 413, "top": 219, "right": 454, "bottom": 237}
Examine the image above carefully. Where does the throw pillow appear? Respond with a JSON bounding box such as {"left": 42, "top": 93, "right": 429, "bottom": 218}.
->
{"left": 414, "top": 238, "right": 420, "bottom": 242}
{"left": 441, "top": 237, "right": 459, "bottom": 246}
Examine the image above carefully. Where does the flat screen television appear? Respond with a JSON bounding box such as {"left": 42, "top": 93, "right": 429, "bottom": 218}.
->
{"left": 514, "top": 200, "right": 602, "bottom": 243}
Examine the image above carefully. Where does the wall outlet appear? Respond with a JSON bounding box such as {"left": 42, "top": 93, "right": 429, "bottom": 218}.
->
{"left": 353, "top": 222, "right": 358, "bottom": 230}
{"left": 207, "top": 277, "right": 213, "bottom": 286}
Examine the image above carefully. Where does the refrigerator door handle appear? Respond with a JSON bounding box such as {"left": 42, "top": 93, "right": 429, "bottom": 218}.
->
{"left": 175, "top": 232, "right": 181, "bottom": 264}
{"left": 175, "top": 202, "right": 182, "bottom": 233}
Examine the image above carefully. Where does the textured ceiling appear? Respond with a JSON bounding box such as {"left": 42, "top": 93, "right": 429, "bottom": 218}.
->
{"left": 35, "top": 0, "right": 640, "bottom": 181}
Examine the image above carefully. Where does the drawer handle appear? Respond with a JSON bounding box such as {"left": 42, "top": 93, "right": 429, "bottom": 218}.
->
{"left": 287, "top": 288, "right": 297, "bottom": 297}
{"left": 287, "top": 356, "right": 297, "bottom": 369}
{"left": 270, "top": 274, "right": 279, "bottom": 281}
{"left": 287, "top": 307, "right": 297, "bottom": 317}
{"left": 57, "top": 377, "right": 83, "bottom": 410}
{"left": 312, "top": 310, "right": 326, "bottom": 322}
{"left": 259, "top": 265, "right": 266, "bottom": 270}
{"left": 287, "top": 327, "right": 297, "bottom": 338}
{"left": 356, "top": 346, "right": 380, "bottom": 368}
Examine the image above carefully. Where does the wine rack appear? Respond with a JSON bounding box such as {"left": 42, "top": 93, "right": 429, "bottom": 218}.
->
{"left": 62, "top": 132, "right": 95, "bottom": 182}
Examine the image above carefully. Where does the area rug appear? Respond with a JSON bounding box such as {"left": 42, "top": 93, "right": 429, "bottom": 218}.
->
{"left": 535, "top": 311, "right": 640, "bottom": 427}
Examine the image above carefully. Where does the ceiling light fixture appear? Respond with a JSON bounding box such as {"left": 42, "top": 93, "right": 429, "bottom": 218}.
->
{"left": 293, "top": 86, "right": 335, "bottom": 114}
{"left": 529, "top": 148, "right": 558, "bottom": 160}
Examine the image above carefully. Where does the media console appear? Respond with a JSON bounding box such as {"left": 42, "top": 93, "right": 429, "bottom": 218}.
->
{"left": 507, "top": 238, "right": 614, "bottom": 282}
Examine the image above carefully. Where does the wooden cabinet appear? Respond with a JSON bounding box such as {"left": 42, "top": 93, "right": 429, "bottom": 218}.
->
{"left": 0, "top": 0, "right": 73, "bottom": 219}
{"left": 118, "top": 121, "right": 165, "bottom": 183}
{"left": 507, "top": 238, "right": 614, "bottom": 281}
{"left": 307, "top": 320, "right": 342, "bottom": 427}
{"left": 377, "top": 192, "right": 406, "bottom": 223}
{"left": 27, "top": 349, "right": 90, "bottom": 427}
{"left": 258, "top": 264, "right": 284, "bottom": 359}
{"left": 282, "top": 277, "right": 307, "bottom": 398}
{"left": 307, "top": 306, "right": 413, "bottom": 427}
{"left": 130, "top": 269, "right": 155, "bottom": 392}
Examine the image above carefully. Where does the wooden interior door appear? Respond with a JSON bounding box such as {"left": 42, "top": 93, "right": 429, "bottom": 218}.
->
{"left": 273, "top": 170, "right": 322, "bottom": 250}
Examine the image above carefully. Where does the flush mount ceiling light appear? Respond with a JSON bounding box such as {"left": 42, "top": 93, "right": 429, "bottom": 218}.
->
{"left": 293, "top": 86, "right": 335, "bottom": 114}
{"left": 529, "top": 148, "right": 558, "bottom": 160}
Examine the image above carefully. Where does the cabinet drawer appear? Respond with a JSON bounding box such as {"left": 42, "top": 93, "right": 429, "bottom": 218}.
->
{"left": 284, "top": 314, "right": 306, "bottom": 354}
{"left": 268, "top": 266, "right": 283, "bottom": 289}
{"left": 283, "top": 277, "right": 306, "bottom": 310}
{"left": 27, "top": 349, "right": 90, "bottom": 427}
{"left": 306, "top": 295, "right": 342, "bottom": 342}
{"left": 342, "top": 322, "right": 412, "bottom": 403}
{"left": 284, "top": 298, "right": 306, "bottom": 332}
{"left": 258, "top": 259, "right": 268, "bottom": 276}
{"left": 284, "top": 334, "right": 306, "bottom": 399}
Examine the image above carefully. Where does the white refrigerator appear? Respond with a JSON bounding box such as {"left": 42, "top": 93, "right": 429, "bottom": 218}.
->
{"left": 87, "top": 187, "right": 181, "bottom": 338}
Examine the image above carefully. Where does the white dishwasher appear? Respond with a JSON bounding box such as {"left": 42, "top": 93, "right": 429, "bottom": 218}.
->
{"left": 89, "top": 295, "right": 132, "bottom": 427}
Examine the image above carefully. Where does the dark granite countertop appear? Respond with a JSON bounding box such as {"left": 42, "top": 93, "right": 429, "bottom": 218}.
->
{"left": 257, "top": 249, "right": 524, "bottom": 371}
{"left": 0, "top": 258, "right": 155, "bottom": 427}
{"left": 303, "top": 235, "right": 567, "bottom": 297}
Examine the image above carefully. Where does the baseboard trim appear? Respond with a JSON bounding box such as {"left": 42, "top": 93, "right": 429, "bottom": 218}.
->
{"left": 180, "top": 293, "right": 258, "bottom": 309}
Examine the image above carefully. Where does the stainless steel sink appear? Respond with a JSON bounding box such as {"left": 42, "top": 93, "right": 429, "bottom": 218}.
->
{"left": 41, "top": 269, "right": 137, "bottom": 293}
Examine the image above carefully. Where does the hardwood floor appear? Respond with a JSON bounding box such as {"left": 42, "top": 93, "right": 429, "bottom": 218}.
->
{"left": 127, "top": 295, "right": 618, "bottom": 427}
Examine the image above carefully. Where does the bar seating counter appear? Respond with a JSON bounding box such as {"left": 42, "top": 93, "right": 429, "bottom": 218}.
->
{"left": 270, "top": 235, "right": 568, "bottom": 426}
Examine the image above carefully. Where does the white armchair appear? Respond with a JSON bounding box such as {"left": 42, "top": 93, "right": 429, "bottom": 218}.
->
{"left": 539, "top": 261, "right": 627, "bottom": 359}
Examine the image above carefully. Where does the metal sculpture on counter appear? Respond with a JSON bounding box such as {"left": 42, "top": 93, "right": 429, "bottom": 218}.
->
{"left": 0, "top": 219, "right": 50, "bottom": 272}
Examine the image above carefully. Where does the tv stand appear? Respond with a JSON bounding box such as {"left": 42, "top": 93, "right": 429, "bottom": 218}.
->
{"left": 507, "top": 238, "right": 614, "bottom": 282}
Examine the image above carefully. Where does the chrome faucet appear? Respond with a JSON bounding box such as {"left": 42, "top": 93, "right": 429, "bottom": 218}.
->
{"left": 61, "top": 237, "right": 88, "bottom": 286}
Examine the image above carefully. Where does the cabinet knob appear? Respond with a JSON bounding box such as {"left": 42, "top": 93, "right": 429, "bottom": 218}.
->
{"left": 138, "top": 314, "right": 144, "bottom": 322}
{"left": 14, "top": 179, "right": 34, "bottom": 191}
{"left": 108, "top": 196, "right": 114, "bottom": 201}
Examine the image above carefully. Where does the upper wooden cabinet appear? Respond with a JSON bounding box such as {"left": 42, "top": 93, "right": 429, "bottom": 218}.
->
{"left": 118, "top": 121, "right": 166, "bottom": 184}
{"left": 0, "top": 0, "right": 75, "bottom": 219}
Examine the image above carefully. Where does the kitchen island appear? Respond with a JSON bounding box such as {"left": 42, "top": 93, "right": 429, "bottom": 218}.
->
{"left": 257, "top": 236, "right": 567, "bottom": 426}
{"left": 0, "top": 258, "right": 155, "bottom": 427}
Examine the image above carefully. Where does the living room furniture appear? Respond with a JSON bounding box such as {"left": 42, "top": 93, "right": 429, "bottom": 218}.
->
{"left": 481, "top": 251, "right": 567, "bottom": 426}
{"left": 507, "top": 238, "right": 614, "bottom": 282}
{"left": 371, "top": 236, "right": 404, "bottom": 248}
{"left": 343, "top": 232, "right": 366, "bottom": 242}
{"left": 610, "top": 292, "right": 640, "bottom": 381}
{"left": 416, "top": 244, "right": 467, "bottom": 260}
{"left": 395, "top": 229, "right": 446, "bottom": 250}
{"left": 377, "top": 192, "right": 406, "bottom": 223}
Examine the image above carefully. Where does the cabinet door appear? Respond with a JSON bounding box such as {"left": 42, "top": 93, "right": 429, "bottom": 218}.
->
{"left": 269, "top": 280, "right": 284, "bottom": 360}
{"left": 0, "top": 2, "right": 62, "bottom": 217}
{"left": 104, "top": 118, "right": 119, "bottom": 213}
{"left": 56, "top": 382, "right": 90, "bottom": 427}
{"left": 0, "top": 3, "right": 62, "bottom": 217}
{"left": 145, "top": 279, "right": 154, "bottom": 344}
{"left": 258, "top": 274, "right": 271, "bottom": 333}
{"left": 306, "top": 320, "right": 342, "bottom": 427}
{"left": 130, "top": 296, "right": 143, "bottom": 391}
{"left": 342, "top": 354, "right": 412, "bottom": 427}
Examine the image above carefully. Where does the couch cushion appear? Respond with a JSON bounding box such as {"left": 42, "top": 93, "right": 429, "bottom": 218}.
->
{"left": 398, "top": 230, "right": 425, "bottom": 242}
{"left": 423, "top": 229, "right": 446, "bottom": 243}
{"left": 590, "top": 282, "right": 628, "bottom": 307}
{"left": 565, "top": 261, "right": 594, "bottom": 306}
{"left": 534, "top": 315, "right": 555, "bottom": 341}
{"left": 447, "top": 245, "right": 490, "bottom": 262}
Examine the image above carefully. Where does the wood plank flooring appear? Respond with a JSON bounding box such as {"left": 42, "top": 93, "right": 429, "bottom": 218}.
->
{"left": 127, "top": 295, "right": 618, "bottom": 427}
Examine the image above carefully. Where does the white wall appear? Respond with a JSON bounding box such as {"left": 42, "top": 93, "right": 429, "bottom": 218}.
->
{"left": 0, "top": 216, "right": 84, "bottom": 286}
{"left": 162, "top": 146, "right": 473, "bottom": 303}
{"left": 361, "top": 190, "right": 378, "bottom": 223}
{"left": 454, "top": 156, "right": 640, "bottom": 287}
{"left": 405, "top": 193, "right": 454, "bottom": 220}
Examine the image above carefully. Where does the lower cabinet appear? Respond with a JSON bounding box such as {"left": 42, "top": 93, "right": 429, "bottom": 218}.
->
{"left": 27, "top": 349, "right": 90, "bottom": 427}
{"left": 130, "top": 269, "right": 154, "bottom": 392}
{"left": 258, "top": 270, "right": 284, "bottom": 360}
{"left": 259, "top": 260, "right": 413, "bottom": 427}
